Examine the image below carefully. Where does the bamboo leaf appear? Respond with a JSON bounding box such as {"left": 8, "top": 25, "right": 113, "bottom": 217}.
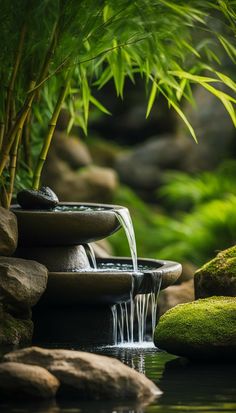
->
{"left": 201, "top": 82, "right": 236, "bottom": 127}
{"left": 90, "top": 95, "right": 111, "bottom": 115}
{"left": 146, "top": 81, "right": 158, "bottom": 118}
{"left": 159, "top": 85, "right": 197, "bottom": 142}
{"left": 169, "top": 70, "right": 219, "bottom": 84}
{"left": 214, "top": 71, "right": 236, "bottom": 93}
{"left": 201, "top": 82, "right": 236, "bottom": 104}
{"left": 218, "top": 35, "right": 236, "bottom": 63}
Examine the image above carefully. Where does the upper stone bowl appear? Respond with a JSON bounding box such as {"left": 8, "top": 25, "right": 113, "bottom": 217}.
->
{"left": 11, "top": 202, "right": 123, "bottom": 246}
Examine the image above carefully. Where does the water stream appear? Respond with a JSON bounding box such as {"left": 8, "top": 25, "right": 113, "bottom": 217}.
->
{"left": 113, "top": 208, "right": 138, "bottom": 273}
{"left": 83, "top": 207, "right": 162, "bottom": 346}
{"left": 84, "top": 243, "right": 97, "bottom": 269}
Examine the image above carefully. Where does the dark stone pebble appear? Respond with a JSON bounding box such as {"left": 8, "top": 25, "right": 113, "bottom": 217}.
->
{"left": 17, "top": 187, "right": 59, "bottom": 210}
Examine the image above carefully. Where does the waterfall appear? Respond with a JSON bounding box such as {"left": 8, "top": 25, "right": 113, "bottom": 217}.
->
{"left": 111, "top": 207, "right": 162, "bottom": 345}
{"left": 112, "top": 274, "right": 162, "bottom": 345}
{"left": 113, "top": 208, "right": 138, "bottom": 273}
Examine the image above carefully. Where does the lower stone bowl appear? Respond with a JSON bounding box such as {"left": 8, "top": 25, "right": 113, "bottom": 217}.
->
{"left": 38, "top": 258, "right": 182, "bottom": 307}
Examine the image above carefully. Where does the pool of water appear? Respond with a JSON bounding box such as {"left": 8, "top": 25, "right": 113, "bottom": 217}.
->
{"left": 0, "top": 343, "right": 235, "bottom": 413}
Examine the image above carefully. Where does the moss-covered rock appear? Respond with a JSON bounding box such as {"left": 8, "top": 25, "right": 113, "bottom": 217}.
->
{"left": 154, "top": 296, "right": 236, "bottom": 360}
{"left": 0, "top": 308, "right": 33, "bottom": 346}
{"left": 194, "top": 246, "right": 236, "bottom": 298}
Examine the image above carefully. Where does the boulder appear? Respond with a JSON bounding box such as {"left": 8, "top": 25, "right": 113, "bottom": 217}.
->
{"left": 0, "top": 307, "right": 33, "bottom": 345}
{"left": 115, "top": 135, "right": 190, "bottom": 190}
{"left": 43, "top": 162, "right": 119, "bottom": 203}
{"left": 0, "top": 207, "right": 18, "bottom": 256}
{"left": 0, "top": 257, "right": 48, "bottom": 311}
{"left": 194, "top": 246, "right": 236, "bottom": 298}
{"left": 0, "top": 362, "right": 59, "bottom": 399}
{"left": 88, "top": 136, "right": 122, "bottom": 167}
{"left": 154, "top": 296, "right": 236, "bottom": 360}
{"left": 158, "top": 280, "right": 194, "bottom": 316}
{"left": 49, "top": 131, "right": 92, "bottom": 169}
{"left": 4, "top": 346, "right": 161, "bottom": 401}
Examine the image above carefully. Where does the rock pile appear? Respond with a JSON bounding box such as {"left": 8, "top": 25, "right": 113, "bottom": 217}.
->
{"left": 0, "top": 208, "right": 48, "bottom": 346}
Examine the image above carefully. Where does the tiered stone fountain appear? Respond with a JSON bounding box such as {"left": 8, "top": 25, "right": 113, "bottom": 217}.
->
{"left": 12, "top": 198, "right": 181, "bottom": 345}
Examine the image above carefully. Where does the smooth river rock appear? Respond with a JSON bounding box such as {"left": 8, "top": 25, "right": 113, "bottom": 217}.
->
{"left": 194, "top": 245, "right": 236, "bottom": 298}
{"left": 17, "top": 186, "right": 59, "bottom": 210}
{"left": 0, "top": 362, "right": 59, "bottom": 399}
{"left": 4, "top": 346, "right": 161, "bottom": 401}
{"left": 0, "top": 207, "right": 18, "bottom": 256}
{"left": 0, "top": 257, "right": 48, "bottom": 311}
{"left": 154, "top": 296, "right": 236, "bottom": 360}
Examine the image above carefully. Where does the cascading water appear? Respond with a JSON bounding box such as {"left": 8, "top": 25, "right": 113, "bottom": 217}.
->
{"left": 111, "top": 208, "right": 162, "bottom": 346}
{"left": 77, "top": 207, "right": 163, "bottom": 346}
{"left": 113, "top": 208, "right": 138, "bottom": 272}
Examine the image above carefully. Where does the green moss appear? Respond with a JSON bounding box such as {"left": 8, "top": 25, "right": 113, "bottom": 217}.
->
{"left": 0, "top": 310, "right": 33, "bottom": 346}
{"left": 194, "top": 246, "right": 236, "bottom": 298}
{"left": 196, "top": 245, "right": 236, "bottom": 278}
{"left": 154, "top": 297, "right": 236, "bottom": 360}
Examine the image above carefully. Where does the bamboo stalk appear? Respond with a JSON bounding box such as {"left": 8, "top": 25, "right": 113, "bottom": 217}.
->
{"left": 32, "top": 81, "right": 69, "bottom": 190}
{"left": 0, "top": 122, "right": 5, "bottom": 151}
{"left": 0, "top": 83, "right": 36, "bottom": 176}
{"left": 5, "top": 24, "right": 27, "bottom": 134}
{"left": 0, "top": 180, "right": 9, "bottom": 209}
{"left": 22, "top": 110, "right": 32, "bottom": 168}
{"left": 0, "top": 16, "right": 61, "bottom": 181}
{"left": 35, "top": 22, "right": 59, "bottom": 103}
{"left": 22, "top": 79, "right": 35, "bottom": 168}
{"left": 7, "top": 129, "right": 22, "bottom": 208}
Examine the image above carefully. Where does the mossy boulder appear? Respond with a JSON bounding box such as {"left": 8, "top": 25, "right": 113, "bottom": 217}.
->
{"left": 154, "top": 297, "right": 236, "bottom": 360}
{"left": 194, "top": 246, "right": 236, "bottom": 298}
{"left": 0, "top": 308, "right": 33, "bottom": 346}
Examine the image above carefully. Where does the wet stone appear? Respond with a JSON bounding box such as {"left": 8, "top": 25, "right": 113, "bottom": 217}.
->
{"left": 17, "top": 187, "right": 59, "bottom": 210}
{"left": 0, "top": 362, "right": 59, "bottom": 399}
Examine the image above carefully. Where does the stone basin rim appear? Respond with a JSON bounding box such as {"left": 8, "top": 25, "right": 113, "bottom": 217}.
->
{"left": 11, "top": 202, "right": 125, "bottom": 246}
{"left": 48, "top": 257, "right": 182, "bottom": 293}
{"left": 11, "top": 201, "right": 126, "bottom": 214}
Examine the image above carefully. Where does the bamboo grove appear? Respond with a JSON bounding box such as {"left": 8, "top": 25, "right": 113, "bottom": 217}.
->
{"left": 0, "top": 0, "right": 235, "bottom": 207}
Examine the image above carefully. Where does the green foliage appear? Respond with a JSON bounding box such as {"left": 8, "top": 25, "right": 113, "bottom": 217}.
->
{"left": 0, "top": 0, "right": 236, "bottom": 204}
{"left": 110, "top": 161, "right": 236, "bottom": 266}
{"left": 160, "top": 160, "right": 236, "bottom": 209}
